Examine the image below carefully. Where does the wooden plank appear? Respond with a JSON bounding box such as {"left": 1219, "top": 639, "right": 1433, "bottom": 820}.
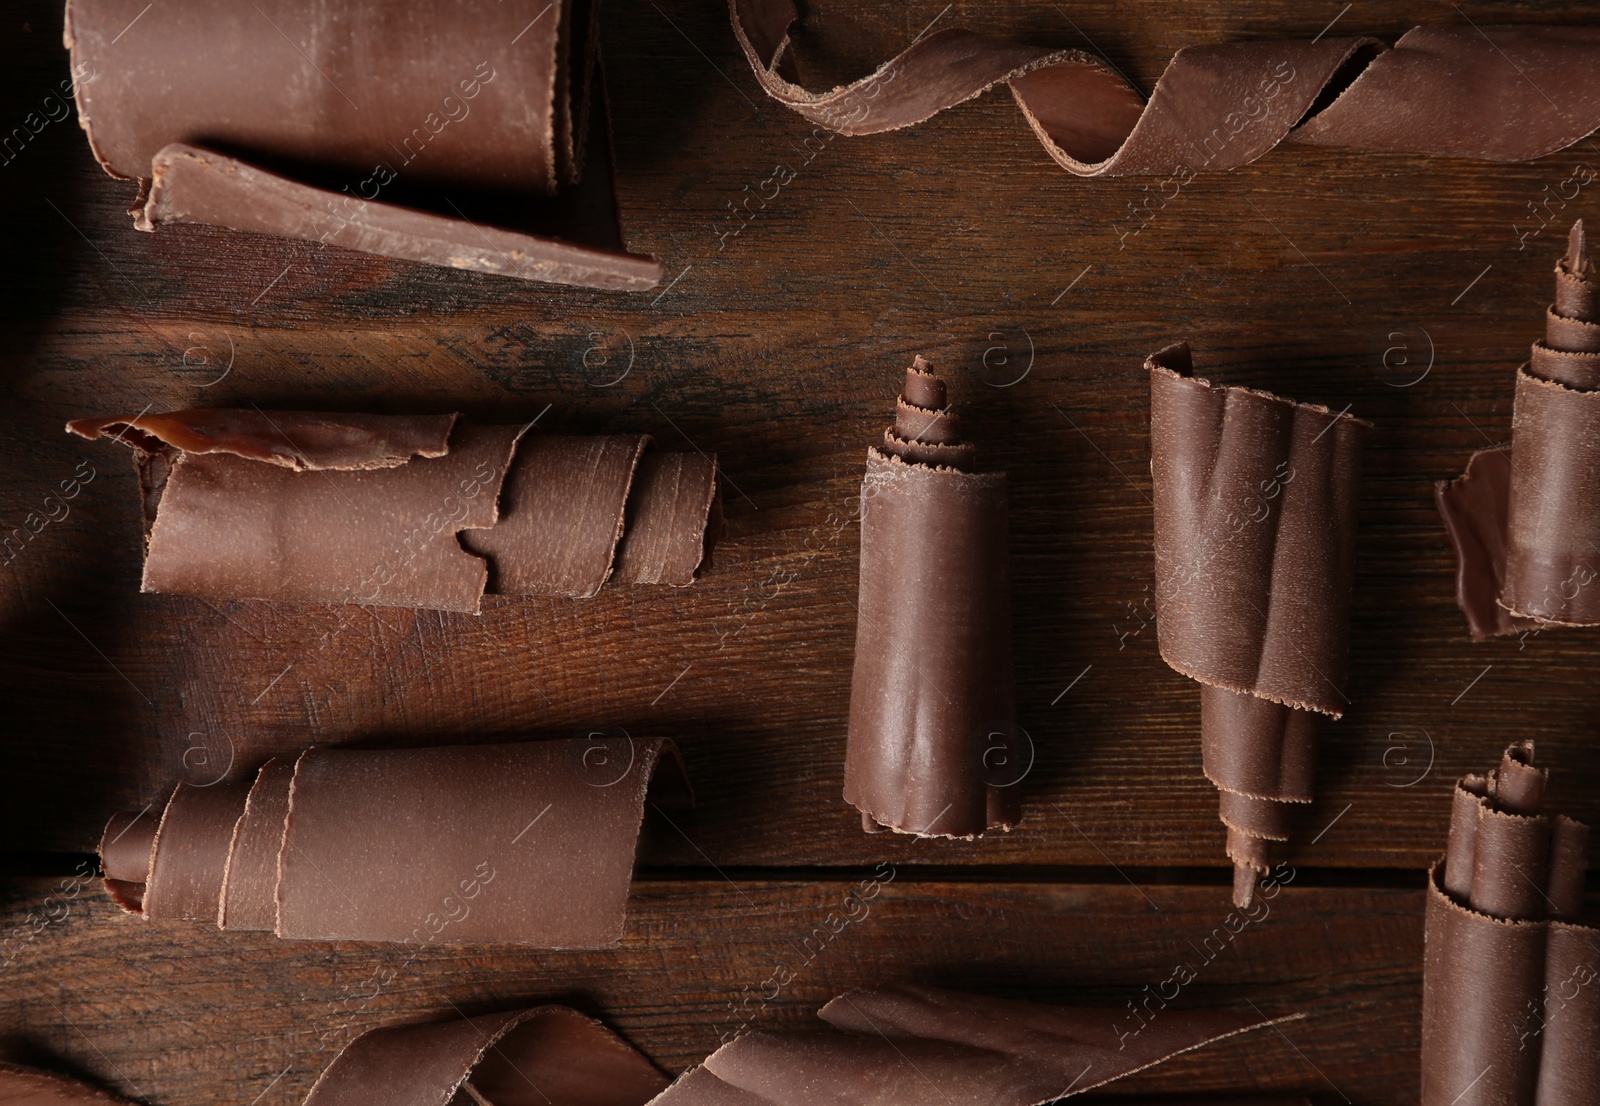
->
{"left": 0, "top": 876, "right": 1421, "bottom": 1104}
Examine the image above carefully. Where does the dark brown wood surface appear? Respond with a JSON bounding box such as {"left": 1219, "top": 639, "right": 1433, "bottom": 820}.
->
{"left": 3, "top": 0, "right": 1599, "bottom": 1102}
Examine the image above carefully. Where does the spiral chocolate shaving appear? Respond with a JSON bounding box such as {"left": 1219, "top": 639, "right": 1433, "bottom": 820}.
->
{"left": 731, "top": 2, "right": 1600, "bottom": 176}
{"left": 1438, "top": 221, "right": 1600, "bottom": 632}
{"left": 1423, "top": 743, "right": 1598, "bottom": 1106}
{"left": 1147, "top": 343, "right": 1367, "bottom": 907}
{"left": 0, "top": 1062, "right": 134, "bottom": 1103}
{"left": 846, "top": 357, "right": 1015, "bottom": 839}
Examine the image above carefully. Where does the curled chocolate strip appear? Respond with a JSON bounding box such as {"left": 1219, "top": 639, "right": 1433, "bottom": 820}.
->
{"left": 1422, "top": 743, "right": 1598, "bottom": 1106}
{"left": 65, "top": 0, "right": 660, "bottom": 289}
{"left": 1148, "top": 343, "right": 1367, "bottom": 906}
{"left": 732, "top": 1, "right": 1600, "bottom": 174}
{"left": 1438, "top": 221, "right": 1600, "bottom": 632}
{"left": 100, "top": 738, "right": 692, "bottom": 948}
{"left": 68, "top": 409, "right": 719, "bottom": 613}
{"left": 846, "top": 357, "right": 1016, "bottom": 839}
{"left": 0, "top": 1061, "right": 133, "bottom": 1104}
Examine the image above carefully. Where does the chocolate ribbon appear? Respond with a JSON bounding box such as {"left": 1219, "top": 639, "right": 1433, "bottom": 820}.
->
{"left": 64, "top": 0, "right": 660, "bottom": 288}
{"left": 1148, "top": 343, "right": 1367, "bottom": 906}
{"left": 100, "top": 738, "right": 692, "bottom": 948}
{"left": 306, "top": 985, "right": 1300, "bottom": 1106}
{"left": 846, "top": 358, "right": 1016, "bottom": 839}
{"left": 1439, "top": 221, "right": 1600, "bottom": 635}
{"left": 68, "top": 409, "right": 719, "bottom": 613}
{"left": 0, "top": 1062, "right": 132, "bottom": 1104}
{"left": 732, "top": 1, "right": 1600, "bottom": 174}
{"left": 1422, "top": 743, "right": 1598, "bottom": 1106}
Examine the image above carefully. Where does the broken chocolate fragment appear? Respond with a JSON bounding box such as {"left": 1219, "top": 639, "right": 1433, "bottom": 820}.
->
{"left": 1422, "top": 743, "right": 1599, "bottom": 1106}
{"left": 846, "top": 357, "right": 1016, "bottom": 838}
{"left": 65, "top": 0, "right": 659, "bottom": 288}
{"left": 1438, "top": 221, "right": 1600, "bottom": 632}
{"left": 68, "top": 409, "right": 719, "bottom": 613}
{"left": 101, "top": 738, "right": 691, "bottom": 948}
{"left": 732, "top": 2, "right": 1600, "bottom": 175}
{"left": 1148, "top": 343, "right": 1367, "bottom": 906}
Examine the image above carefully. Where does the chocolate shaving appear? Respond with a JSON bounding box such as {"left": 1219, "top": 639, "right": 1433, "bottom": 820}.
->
{"left": 0, "top": 1062, "right": 134, "bottom": 1104}
{"left": 64, "top": 0, "right": 659, "bottom": 289}
{"left": 99, "top": 738, "right": 692, "bottom": 948}
{"left": 1422, "top": 743, "right": 1599, "bottom": 1106}
{"left": 846, "top": 357, "right": 1016, "bottom": 839}
{"left": 1438, "top": 221, "right": 1600, "bottom": 631}
{"left": 731, "top": 2, "right": 1600, "bottom": 174}
{"left": 1148, "top": 343, "right": 1367, "bottom": 906}
{"left": 68, "top": 409, "right": 719, "bottom": 612}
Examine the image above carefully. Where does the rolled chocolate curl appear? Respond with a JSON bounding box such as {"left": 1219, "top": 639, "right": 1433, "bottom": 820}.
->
{"left": 846, "top": 357, "right": 1017, "bottom": 839}
{"left": 1148, "top": 343, "right": 1367, "bottom": 907}
{"left": 99, "top": 738, "right": 693, "bottom": 948}
{"left": 67, "top": 409, "right": 719, "bottom": 613}
{"left": 731, "top": 2, "right": 1600, "bottom": 175}
{"left": 1438, "top": 220, "right": 1600, "bottom": 633}
{"left": 1422, "top": 743, "right": 1599, "bottom": 1106}
{"left": 65, "top": 0, "right": 660, "bottom": 289}
{"left": 0, "top": 1062, "right": 133, "bottom": 1104}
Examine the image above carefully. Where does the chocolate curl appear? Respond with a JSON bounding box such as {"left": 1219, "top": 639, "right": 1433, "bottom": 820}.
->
{"left": 99, "top": 738, "right": 692, "bottom": 948}
{"left": 1438, "top": 221, "right": 1600, "bottom": 630}
{"left": 846, "top": 357, "right": 1016, "bottom": 839}
{"left": 1147, "top": 343, "right": 1367, "bottom": 907}
{"left": 0, "top": 1062, "right": 134, "bottom": 1104}
{"left": 68, "top": 410, "right": 719, "bottom": 612}
{"left": 1422, "top": 743, "right": 1599, "bottom": 1106}
{"left": 654, "top": 983, "right": 1299, "bottom": 1105}
{"left": 65, "top": 0, "right": 659, "bottom": 289}
{"left": 731, "top": 2, "right": 1600, "bottom": 175}
{"left": 303, "top": 1006, "right": 670, "bottom": 1106}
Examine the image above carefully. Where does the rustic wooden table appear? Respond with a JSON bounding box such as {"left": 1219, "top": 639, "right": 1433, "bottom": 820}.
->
{"left": 3, "top": 1, "right": 1598, "bottom": 1102}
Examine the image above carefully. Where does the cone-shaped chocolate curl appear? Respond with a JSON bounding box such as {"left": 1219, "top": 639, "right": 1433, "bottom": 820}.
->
{"left": 846, "top": 357, "right": 1016, "bottom": 839}
{"left": 99, "top": 738, "right": 692, "bottom": 948}
{"left": 731, "top": 2, "right": 1600, "bottom": 176}
{"left": 68, "top": 409, "right": 718, "bottom": 613}
{"left": 1147, "top": 343, "right": 1367, "bottom": 906}
{"left": 1439, "top": 221, "right": 1600, "bottom": 632}
{"left": 64, "top": 0, "right": 660, "bottom": 289}
{"left": 1422, "top": 744, "right": 1598, "bottom": 1106}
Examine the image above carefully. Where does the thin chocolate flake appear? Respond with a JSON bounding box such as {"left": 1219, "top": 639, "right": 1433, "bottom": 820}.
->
{"left": 1439, "top": 222, "right": 1600, "bottom": 629}
{"left": 1148, "top": 343, "right": 1367, "bottom": 906}
{"left": 846, "top": 358, "right": 1015, "bottom": 839}
{"left": 100, "top": 739, "right": 691, "bottom": 948}
{"left": 1422, "top": 743, "right": 1599, "bottom": 1105}
{"left": 732, "top": 2, "right": 1600, "bottom": 175}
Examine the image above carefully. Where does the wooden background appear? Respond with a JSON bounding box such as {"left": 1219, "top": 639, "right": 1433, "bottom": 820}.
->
{"left": 3, "top": 0, "right": 1598, "bottom": 1101}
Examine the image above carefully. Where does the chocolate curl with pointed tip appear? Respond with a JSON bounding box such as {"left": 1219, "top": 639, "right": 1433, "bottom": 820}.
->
{"left": 846, "top": 357, "right": 1016, "bottom": 839}
{"left": 1422, "top": 743, "right": 1598, "bottom": 1106}
{"left": 99, "top": 738, "right": 692, "bottom": 948}
{"left": 1147, "top": 343, "right": 1367, "bottom": 908}
{"left": 731, "top": 2, "right": 1600, "bottom": 176}
{"left": 1439, "top": 220, "right": 1600, "bottom": 631}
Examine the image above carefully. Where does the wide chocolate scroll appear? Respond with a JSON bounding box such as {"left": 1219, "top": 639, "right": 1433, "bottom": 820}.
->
{"left": 64, "top": 0, "right": 660, "bottom": 289}
{"left": 67, "top": 409, "right": 719, "bottom": 613}
{"left": 731, "top": 1, "right": 1600, "bottom": 175}
{"left": 1148, "top": 343, "right": 1367, "bottom": 907}
{"left": 99, "top": 738, "right": 692, "bottom": 948}
{"left": 1438, "top": 221, "right": 1600, "bottom": 634}
{"left": 1422, "top": 743, "right": 1598, "bottom": 1106}
{"left": 0, "top": 1062, "right": 133, "bottom": 1104}
{"left": 846, "top": 357, "right": 1016, "bottom": 839}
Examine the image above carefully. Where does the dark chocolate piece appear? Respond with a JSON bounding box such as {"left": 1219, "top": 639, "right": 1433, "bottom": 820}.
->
{"left": 846, "top": 358, "right": 1016, "bottom": 839}
{"left": 100, "top": 738, "right": 691, "bottom": 948}
{"left": 1148, "top": 343, "right": 1367, "bottom": 905}
{"left": 0, "top": 1062, "right": 134, "bottom": 1104}
{"left": 1438, "top": 221, "right": 1600, "bottom": 630}
{"left": 732, "top": 3, "right": 1600, "bottom": 174}
{"left": 1422, "top": 743, "right": 1599, "bottom": 1106}
{"left": 68, "top": 410, "right": 718, "bottom": 612}
{"left": 65, "top": 0, "right": 659, "bottom": 288}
